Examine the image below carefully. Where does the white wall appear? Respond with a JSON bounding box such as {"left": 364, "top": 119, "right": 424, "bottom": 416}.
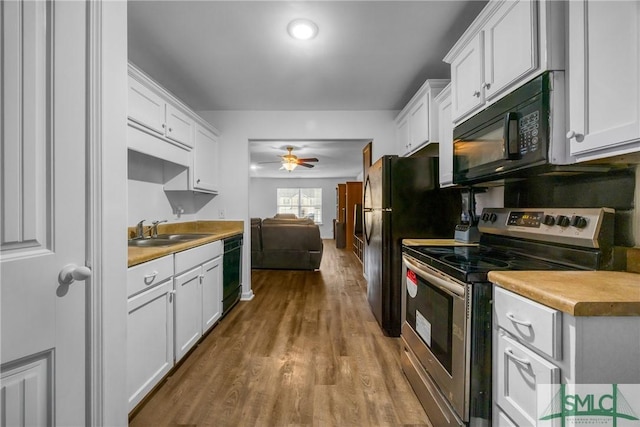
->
{"left": 196, "top": 110, "right": 398, "bottom": 298}
{"left": 250, "top": 177, "right": 358, "bottom": 238}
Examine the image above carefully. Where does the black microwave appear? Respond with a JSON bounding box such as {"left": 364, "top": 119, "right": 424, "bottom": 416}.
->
{"left": 453, "top": 71, "right": 570, "bottom": 185}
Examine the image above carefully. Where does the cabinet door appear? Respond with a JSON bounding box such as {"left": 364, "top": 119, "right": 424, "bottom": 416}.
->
{"left": 484, "top": 0, "right": 538, "bottom": 101}
{"left": 495, "top": 331, "right": 560, "bottom": 427}
{"left": 165, "top": 103, "right": 194, "bottom": 148}
{"left": 568, "top": 0, "right": 640, "bottom": 159}
{"left": 451, "top": 32, "right": 484, "bottom": 122}
{"left": 437, "top": 87, "right": 454, "bottom": 187}
{"left": 128, "top": 77, "right": 165, "bottom": 136}
{"left": 396, "top": 117, "right": 410, "bottom": 156}
{"left": 193, "top": 124, "right": 219, "bottom": 193}
{"left": 127, "top": 279, "right": 174, "bottom": 411}
{"left": 201, "top": 257, "right": 222, "bottom": 333}
{"left": 409, "top": 93, "right": 430, "bottom": 148}
{"left": 174, "top": 266, "right": 203, "bottom": 361}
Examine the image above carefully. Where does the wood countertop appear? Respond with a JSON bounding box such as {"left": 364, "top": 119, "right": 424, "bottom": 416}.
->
{"left": 488, "top": 270, "right": 640, "bottom": 317}
{"left": 127, "top": 220, "right": 243, "bottom": 267}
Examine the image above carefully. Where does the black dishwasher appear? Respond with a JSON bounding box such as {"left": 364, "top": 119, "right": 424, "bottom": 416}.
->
{"left": 222, "top": 234, "right": 243, "bottom": 316}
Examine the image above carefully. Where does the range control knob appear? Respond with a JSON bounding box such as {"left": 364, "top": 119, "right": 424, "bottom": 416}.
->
{"left": 482, "top": 213, "right": 490, "bottom": 222}
{"left": 543, "top": 215, "right": 555, "bottom": 226}
{"left": 489, "top": 213, "right": 498, "bottom": 223}
{"left": 556, "top": 215, "right": 571, "bottom": 227}
{"left": 570, "top": 215, "right": 588, "bottom": 229}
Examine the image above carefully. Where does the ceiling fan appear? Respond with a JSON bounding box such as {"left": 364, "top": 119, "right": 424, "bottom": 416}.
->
{"left": 261, "top": 146, "right": 319, "bottom": 172}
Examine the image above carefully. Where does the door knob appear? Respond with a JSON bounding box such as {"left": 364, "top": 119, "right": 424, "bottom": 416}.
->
{"left": 58, "top": 264, "right": 92, "bottom": 285}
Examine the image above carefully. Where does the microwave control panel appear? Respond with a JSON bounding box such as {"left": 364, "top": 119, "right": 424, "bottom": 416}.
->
{"left": 518, "top": 110, "right": 540, "bottom": 155}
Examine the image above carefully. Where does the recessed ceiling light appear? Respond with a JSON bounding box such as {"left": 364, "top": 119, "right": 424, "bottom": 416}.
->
{"left": 287, "top": 19, "right": 318, "bottom": 40}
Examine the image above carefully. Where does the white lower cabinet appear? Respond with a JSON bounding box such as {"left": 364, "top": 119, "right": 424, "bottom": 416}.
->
{"left": 493, "top": 286, "right": 640, "bottom": 426}
{"left": 174, "top": 241, "right": 223, "bottom": 362}
{"left": 126, "top": 255, "right": 174, "bottom": 411}
{"left": 127, "top": 241, "right": 224, "bottom": 412}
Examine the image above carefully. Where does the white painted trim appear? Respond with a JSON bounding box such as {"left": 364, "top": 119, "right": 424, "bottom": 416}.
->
{"left": 241, "top": 290, "right": 255, "bottom": 301}
{"left": 86, "top": 1, "right": 104, "bottom": 425}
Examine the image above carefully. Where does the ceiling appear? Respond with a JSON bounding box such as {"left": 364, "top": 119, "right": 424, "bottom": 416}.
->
{"left": 127, "top": 0, "right": 488, "bottom": 178}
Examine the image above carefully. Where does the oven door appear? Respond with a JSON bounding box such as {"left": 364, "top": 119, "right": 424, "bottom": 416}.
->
{"left": 402, "top": 254, "right": 470, "bottom": 420}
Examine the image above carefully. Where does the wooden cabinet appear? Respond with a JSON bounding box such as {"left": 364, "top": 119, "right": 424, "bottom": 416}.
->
{"left": 336, "top": 183, "right": 346, "bottom": 222}
{"left": 445, "top": 0, "right": 564, "bottom": 123}
{"left": 128, "top": 68, "right": 194, "bottom": 148}
{"left": 345, "top": 181, "right": 363, "bottom": 251}
{"left": 435, "top": 84, "right": 455, "bottom": 188}
{"left": 174, "top": 242, "right": 223, "bottom": 362}
{"left": 193, "top": 123, "right": 220, "bottom": 193}
{"left": 493, "top": 287, "right": 640, "bottom": 426}
{"left": 395, "top": 79, "right": 449, "bottom": 156}
{"left": 567, "top": 0, "right": 640, "bottom": 161}
{"left": 126, "top": 255, "right": 174, "bottom": 411}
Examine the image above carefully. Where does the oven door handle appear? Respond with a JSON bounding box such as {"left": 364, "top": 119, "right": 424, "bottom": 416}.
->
{"left": 402, "top": 255, "right": 465, "bottom": 297}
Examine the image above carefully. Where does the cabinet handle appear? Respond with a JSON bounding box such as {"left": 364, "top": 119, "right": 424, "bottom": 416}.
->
{"left": 197, "top": 179, "right": 201, "bottom": 184}
{"left": 505, "top": 348, "right": 531, "bottom": 367}
{"left": 506, "top": 312, "right": 532, "bottom": 327}
{"left": 472, "top": 90, "right": 481, "bottom": 98}
{"left": 162, "top": 123, "right": 166, "bottom": 129}
{"left": 144, "top": 271, "right": 159, "bottom": 280}
{"left": 481, "top": 82, "right": 491, "bottom": 90}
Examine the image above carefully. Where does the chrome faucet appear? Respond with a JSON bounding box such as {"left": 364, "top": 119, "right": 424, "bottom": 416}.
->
{"left": 135, "top": 219, "right": 147, "bottom": 239}
{"left": 151, "top": 220, "right": 168, "bottom": 238}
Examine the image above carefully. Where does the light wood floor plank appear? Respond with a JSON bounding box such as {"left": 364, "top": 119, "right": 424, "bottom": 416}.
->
{"left": 130, "top": 240, "right": 431, "bottom": 427}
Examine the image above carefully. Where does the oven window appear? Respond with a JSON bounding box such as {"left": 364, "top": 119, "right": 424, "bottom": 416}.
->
{"left": 454, "top": 122, "right": 505, "bottom": 171}
{"left": 406, "top": 272, "right": 454, "bottom": 374}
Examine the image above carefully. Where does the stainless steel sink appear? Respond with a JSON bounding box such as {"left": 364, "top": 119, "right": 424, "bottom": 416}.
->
{"left": 153, "top": 233, "right": 211, "bottom": 241}
{"left": 128, "top": 233, "right": 211, "bottom": 247}
{"left": 128, "top": 238, "right": 176, "bottom": 247}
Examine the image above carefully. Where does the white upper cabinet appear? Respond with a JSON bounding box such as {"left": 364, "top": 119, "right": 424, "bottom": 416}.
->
{"left": 445, "top": 0, "right": 564, "bottom": 123}
{"left": 193, "top": 124, "right": 220, "bottom": 193}
{"left": 567, "top": 0, "right": 640, "bottom": 161}
{"left": 395, "top": 79, "right": 449, "bottom": 156}
{"left": 128, "top": 66, "right": 194, "bottom": 148}
{"left": 435, "top": 84, "right": 455, "bottom": 188}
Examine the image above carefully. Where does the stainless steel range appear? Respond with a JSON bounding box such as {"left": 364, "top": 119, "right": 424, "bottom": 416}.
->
{"left": 400, "top": 207, "right": 615, "bottom": 427}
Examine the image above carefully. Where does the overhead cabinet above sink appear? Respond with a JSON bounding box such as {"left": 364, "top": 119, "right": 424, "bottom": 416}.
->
{"left": 127, "top": 62, "right": 220, "bottom": 194}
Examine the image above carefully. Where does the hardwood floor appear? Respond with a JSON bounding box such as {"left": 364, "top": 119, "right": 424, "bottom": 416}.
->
{"left": 130, "top": 240, "right": 431, "bottom": 426}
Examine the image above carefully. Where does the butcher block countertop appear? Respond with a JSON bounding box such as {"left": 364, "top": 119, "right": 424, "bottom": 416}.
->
{"left": 127, "top": 220, "right": 243, "bottom": 267}
{"left": 488, "top": 270, "right": 640, "bottom": 317}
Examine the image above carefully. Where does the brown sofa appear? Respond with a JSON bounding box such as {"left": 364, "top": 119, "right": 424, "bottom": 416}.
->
{"left": 251, "top": 215, "right": 323, "bottom": 270}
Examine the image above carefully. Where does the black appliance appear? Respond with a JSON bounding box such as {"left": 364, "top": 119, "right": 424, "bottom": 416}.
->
{"left": 453, "top": 71, "right": 573, "bottom": 185}
{"left": 363, "top": 155, "right": 461, "bottom": 336}
{"left": 222, "top": 234, "right": 243, "bottom": 316}
{"left": 401, "top": 207, "right": 615, "bottom": 426}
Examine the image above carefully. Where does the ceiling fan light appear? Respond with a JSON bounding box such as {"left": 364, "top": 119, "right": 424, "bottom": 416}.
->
{"left": 282, "top": 161, "right": 298, "bottom": 172}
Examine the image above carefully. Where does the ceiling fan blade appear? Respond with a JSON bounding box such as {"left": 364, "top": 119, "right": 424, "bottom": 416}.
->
{"left": 298, "top": 162, "right": 314, "bottom": 168}
{"left": 297, "top": 157, "right": 318, "bottom": 163}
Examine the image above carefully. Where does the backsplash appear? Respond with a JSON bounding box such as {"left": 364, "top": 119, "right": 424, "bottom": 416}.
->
{"left": 504, "top": 165, "right": 637, "bottom": 247}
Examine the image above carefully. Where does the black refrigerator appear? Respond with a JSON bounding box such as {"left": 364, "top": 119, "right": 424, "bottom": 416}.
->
{"left": 363, "top": 155, "right": 461, "bottom": 336}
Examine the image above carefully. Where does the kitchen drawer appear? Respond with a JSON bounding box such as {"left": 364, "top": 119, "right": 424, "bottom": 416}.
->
{"left": 494, "top": 287, "right": 562, "bottom": 360}
{"left": 495, "top": 331, "right": 560, "bottom": 427}
{"left": 127, "top": 254, "right": 173, "bottom": 298}
{"left": 174, "top": 241, "right": 222, "bottom": 275}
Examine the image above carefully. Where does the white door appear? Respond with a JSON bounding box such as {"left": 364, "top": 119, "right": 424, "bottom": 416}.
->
{"left": 1, "top": 2, "right": 90, "bottom": 425}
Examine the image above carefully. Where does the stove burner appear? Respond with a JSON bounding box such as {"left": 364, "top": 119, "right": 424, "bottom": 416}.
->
{"left": 442, "top": 254, "right": 510, "bottom": 270}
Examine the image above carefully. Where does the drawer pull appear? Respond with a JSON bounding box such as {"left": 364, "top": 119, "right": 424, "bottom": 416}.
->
{"left": 506, "top": 312, "right": 532, "bottom": 327}
{"left": 505, "top": 348, "right": 531, "bottom": 367}
{"left": 143, "top": 271, "right": 159, "bottom": 280}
